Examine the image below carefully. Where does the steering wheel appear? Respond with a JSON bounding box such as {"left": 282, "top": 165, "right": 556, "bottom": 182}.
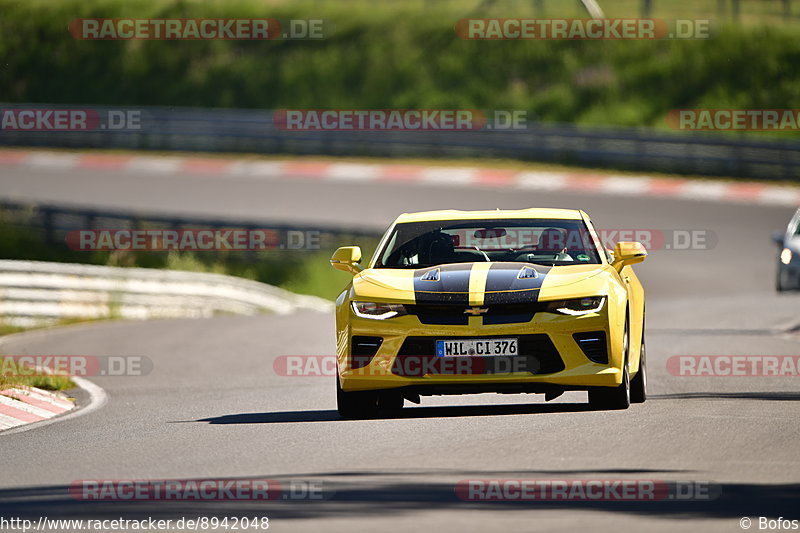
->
{"left": 456, "top": 244, "right": 490, "bottom": 261}
{"left": 472, "top": 245, "right": 491, "bottom": 261}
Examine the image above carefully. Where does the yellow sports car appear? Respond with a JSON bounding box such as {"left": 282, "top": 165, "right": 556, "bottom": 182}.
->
{"left": 330, "top": 208, "right": 647, "bottom": 418}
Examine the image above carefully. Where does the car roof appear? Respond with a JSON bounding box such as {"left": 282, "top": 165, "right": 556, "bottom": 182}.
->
{"left": 395, "top": 208, "right": 586, "bottom": 223}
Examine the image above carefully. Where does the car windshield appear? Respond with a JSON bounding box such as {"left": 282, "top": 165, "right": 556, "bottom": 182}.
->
{"left": 793, "top": 209, "right": 800, "bottom": 236}
{"left": 376, "top": 219, "right": 602, "bottom": 268}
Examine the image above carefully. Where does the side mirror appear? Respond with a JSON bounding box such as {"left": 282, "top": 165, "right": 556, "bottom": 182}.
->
{"left": 772, "top": 232, "right": 785, "bottom": 246}
{"left": 612, "top": 241, "right": 647, "bottom": 272}
{"left": 330, "top": 246, "right": 363, "bottom": 274}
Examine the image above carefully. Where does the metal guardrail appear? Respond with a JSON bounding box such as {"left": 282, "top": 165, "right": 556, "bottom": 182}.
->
{"left": 0, "top": 200, "right": 366, "bottom": 326}
{"left": 0, "top": 200, "right": 381, "bottom": 248}
{"left": 1, "top": 104, "right": 799, "bottom": 180}
{"left": 0, "top": 259, "right": 332, "bottom": 327}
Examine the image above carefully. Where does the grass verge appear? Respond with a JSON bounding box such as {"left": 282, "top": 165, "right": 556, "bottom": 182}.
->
{"left": 0, "top": 357, "right": 76, "bottom": 392}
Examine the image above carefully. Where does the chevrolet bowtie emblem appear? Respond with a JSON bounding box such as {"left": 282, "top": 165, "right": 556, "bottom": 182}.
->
{"left": 464, "top": 307, "right": 489, "bottom": 315}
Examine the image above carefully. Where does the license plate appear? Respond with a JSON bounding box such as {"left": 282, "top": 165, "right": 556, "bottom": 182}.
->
{"left": 436, "top": 338, "right": 518, "bottom": 357}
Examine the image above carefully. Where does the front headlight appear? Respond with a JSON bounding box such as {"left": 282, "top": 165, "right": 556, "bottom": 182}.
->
{"left": 781, "top": 248, "right": 793, "bottom": 265}
{"left": 351, "top": 301, "right": 408, "bottom": 320}
{"left": 546, "top": 296, "right": 606, "bottom": 316}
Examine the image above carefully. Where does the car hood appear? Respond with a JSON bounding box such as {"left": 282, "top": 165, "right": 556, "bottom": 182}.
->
{"left": 353, "top": 262, "right": 616, "bottom": 305}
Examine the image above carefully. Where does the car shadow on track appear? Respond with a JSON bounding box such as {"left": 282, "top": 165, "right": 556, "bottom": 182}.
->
{"left": 189, "top": 402, "right": 595, "bottom": 425}
{"left": 650, "top": 392, "right": 800, "bottom": 401}
{"left": 183, "top": 390, "right": 800, "bottom": 426}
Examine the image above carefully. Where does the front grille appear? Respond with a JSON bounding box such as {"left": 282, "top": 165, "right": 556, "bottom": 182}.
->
{"left": 405, "top": 302, "right": 549, "bottom": 325}
{"left": 573, "top": 331, "right": 608, "bottom": 364}
{"left": 392, "top": 334, "right": 565, "bottom": 376}
{"left": 404, "top": 304, "right": 469, "bottom": 325}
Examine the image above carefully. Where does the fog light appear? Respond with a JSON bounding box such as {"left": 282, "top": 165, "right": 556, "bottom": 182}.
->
{"left": 351, "top": 336, "right": 383, "bottom": 369}
{"left": 573, "top": 331, "right": 608, "bottom": 364}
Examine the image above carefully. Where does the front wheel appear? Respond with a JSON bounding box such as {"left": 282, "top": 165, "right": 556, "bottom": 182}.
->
{"left": 378, "top": 391, "right": 404, "bottom": 412}
{"left": 588, "top": 364, "right": 630, "bottom": 410}
{"left": 630, "top": 341, "right": 647, "bottom": 403}
{"left": 336, "top": 377, "right": 378, "bottom": 419}
{"left": 588, "top": 317, "right": 631, "bottom": 410}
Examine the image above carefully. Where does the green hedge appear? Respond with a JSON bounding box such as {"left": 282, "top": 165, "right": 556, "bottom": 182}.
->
{"left": 1, "top": 0, "right": 799, "bottom": 128}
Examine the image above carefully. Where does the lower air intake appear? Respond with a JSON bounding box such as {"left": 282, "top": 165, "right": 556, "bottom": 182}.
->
{"left": 573, "top": 331, "right": 608, "bottom": 364}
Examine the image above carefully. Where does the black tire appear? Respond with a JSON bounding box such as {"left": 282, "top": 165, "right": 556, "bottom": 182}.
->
{"left": 588, "top": 316, "right": 631, "bottom": 410}
{"left": 589, "top": 365, "right": 630, "bottom": 410}
{"left": 776, "top": 268, "right": 787, "bottom": 292}
{"left": 775, "top": 267, "right": 789, "bottom": 292}
{"left": 378, "top": 391, "right": 404, "bottom": 412}
{"left": 630, "top": 341, "right": 647, "bottom": 404}
{"left": 336, "top": 377, "right": 378, "bottom": 419}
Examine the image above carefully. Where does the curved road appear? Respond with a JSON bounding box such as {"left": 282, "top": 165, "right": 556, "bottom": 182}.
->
{"left": 1, "top": 161, "right": 799, "bottom": 532}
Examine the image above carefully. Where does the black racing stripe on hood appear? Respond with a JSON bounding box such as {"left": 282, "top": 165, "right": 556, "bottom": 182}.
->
{"left": 413, "top": 264, "right": 471, "bottom": 305}
{"left": 483, "top": 263, "right": 551, "bottom": 305}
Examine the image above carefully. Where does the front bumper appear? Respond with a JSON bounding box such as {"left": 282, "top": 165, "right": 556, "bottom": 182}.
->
{"left": 779, "top": 263, "right": 800, "bottom": 290}
{"left": 339, "top": 308, "right": 622, "bottom": 393}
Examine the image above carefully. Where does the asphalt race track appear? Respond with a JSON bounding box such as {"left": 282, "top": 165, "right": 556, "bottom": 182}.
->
{"left": 1, "top": 161, "right": 799, "bottom": 532}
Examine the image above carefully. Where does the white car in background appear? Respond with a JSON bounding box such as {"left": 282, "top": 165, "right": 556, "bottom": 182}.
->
{"left": 774, "top": 207, "right": 800, "bottom": 291}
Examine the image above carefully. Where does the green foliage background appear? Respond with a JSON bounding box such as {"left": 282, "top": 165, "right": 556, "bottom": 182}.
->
{"left": 1, "top": 0, "right": 798, "bottom": 129}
